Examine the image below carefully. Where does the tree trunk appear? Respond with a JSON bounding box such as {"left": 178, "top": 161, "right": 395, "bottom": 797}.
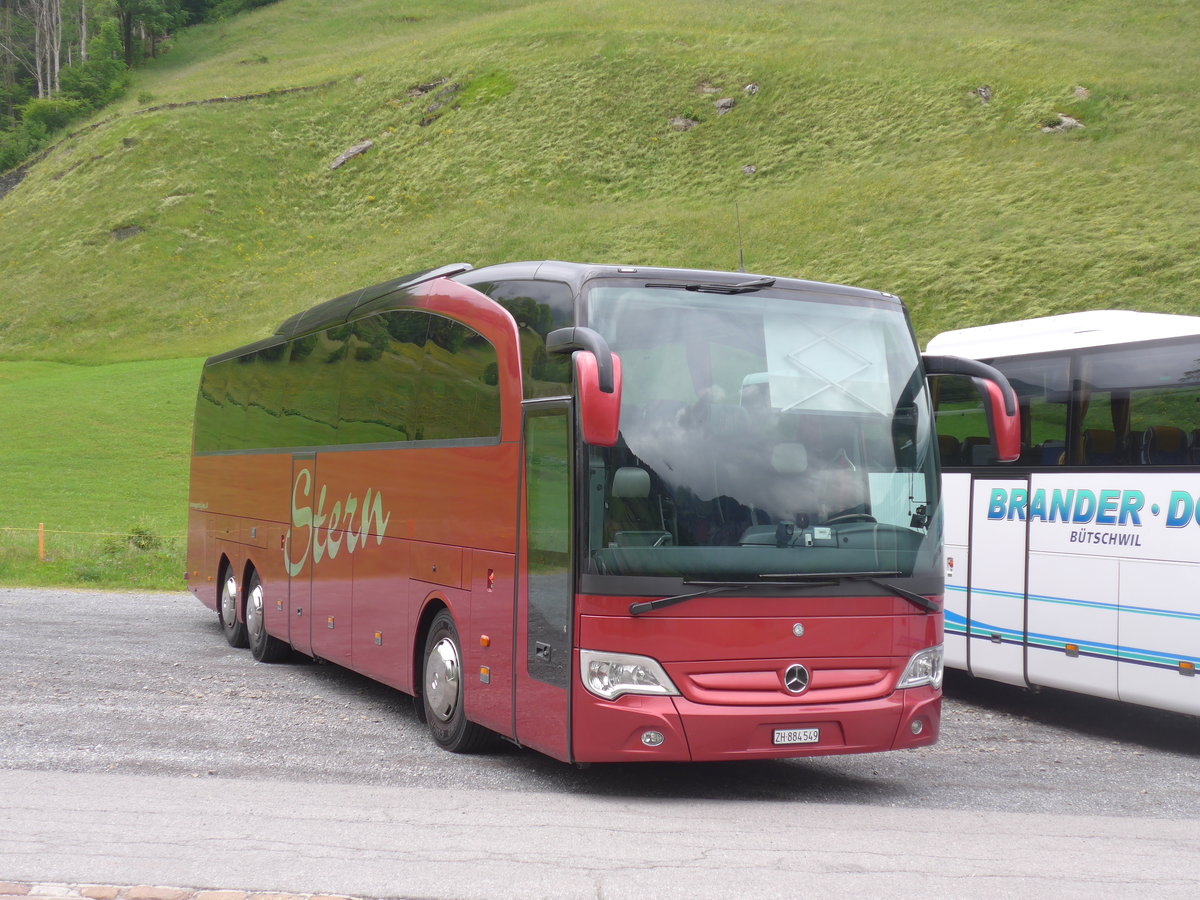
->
{"left": 50, "top": 0, "right": 60, "bottom": 94}
{"left": 119, "top": 9, "right": 132, "bottom": 67}
{"left": 32, "top": 0, "right": 45, "bottom": 97}
{"left": 16, "top": 0, "right": 62, "bottom": 97}
{"left": 1, "top": 0, "right": 14, "bottom": 91}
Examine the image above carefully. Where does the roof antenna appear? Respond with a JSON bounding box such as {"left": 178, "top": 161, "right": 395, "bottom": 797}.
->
{"left": 735, "top": 201, "right": 746, "bottom": 272}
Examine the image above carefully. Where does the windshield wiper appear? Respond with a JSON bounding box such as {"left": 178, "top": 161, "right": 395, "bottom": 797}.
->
{"left": 850, "top": 576, "right": 939, "bottom": 613}
{"left": 769, "top": 571, "right": 938, "bottom": 613}
{"left": 628, "top": 578, "right": 836, "bottom": 616}
{"left": 643, "top": 276, "right": 776, "bottom": 295}
{"left": 628, "top": 573, "right": 939, "bottom": 615}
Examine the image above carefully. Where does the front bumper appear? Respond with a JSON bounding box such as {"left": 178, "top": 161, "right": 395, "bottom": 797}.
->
{"left": 570, "top": 678, "right": 940, "bottom": 762}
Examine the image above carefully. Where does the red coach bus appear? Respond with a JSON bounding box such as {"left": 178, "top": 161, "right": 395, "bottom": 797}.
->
{"left": 186, "top": 261, "right": 1017, "bottom": 762}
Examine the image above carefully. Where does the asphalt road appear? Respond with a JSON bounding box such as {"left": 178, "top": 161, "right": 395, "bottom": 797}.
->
{"left": 2, "top": 587, "right": 1198, "bottom": 898}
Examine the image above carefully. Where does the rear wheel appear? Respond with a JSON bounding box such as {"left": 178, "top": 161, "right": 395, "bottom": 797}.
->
{"left": 246, "top": 570, "right": 290, "bottom": 663}
{"left": 422, "top": 609, "right": 490, "bottom": 753}
{"left": 218, "top": 569, "right": 248, "bottom": 648}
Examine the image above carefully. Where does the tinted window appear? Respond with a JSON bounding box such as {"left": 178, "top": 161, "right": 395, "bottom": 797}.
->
{"left": 468, "top": 280, "right": 574, "bottom": 398}
{"left": 336, "top": 312, "right": 424, "bottom": 444}
{"left": 240, "top": 344, "right": 288, "bottom": 449}
{"left": 194, "top": 344, "right": 288, "bottom": 453}
{"left": 196, "top": 311, "right": 502, "bottom": 452}
{"left": 939, "top": 337, "right": 1200, "bottom": 468}
{"left": 525, "top": 406, "right": 571, "bottom": 687}
{"left": 278, "top": 328, "right": 347, "bottom": 448}
{"left": 411, "top": 314, "right": 502, "bottom": 440}
{"left": 194, "top": 358, "right": 235, "bottom": 453}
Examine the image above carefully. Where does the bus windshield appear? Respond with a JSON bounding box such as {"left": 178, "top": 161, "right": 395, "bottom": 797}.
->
{"left": 583, "top": 281, "right": 939, "bottom": 583}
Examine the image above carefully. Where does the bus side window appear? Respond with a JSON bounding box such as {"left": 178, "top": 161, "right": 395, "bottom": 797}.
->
{"left": 1081, "top": 345, "right": 1200, "bottom": 467}
{"left": 195, "top": 344, "right": 289, "bottom": 453}
{"left": 194, "top": 359, "right": 235, "bottom": 454}
{"left": 1026, "top": 395, "right": 1067, "bottom": 465}
{"left": 335, "top": 313, "right": 420, "bottom": 444}
{"left": 931, "top": 375, "right": 985, "bottom": 467}
{"left": 279, "top": 329, "right": 347, "bottom": 449}
{"left": 412, "top": 315, "right": 502, "bottom": 441}
{"left": 333, "top": 311, "right": 502, "bottom": 446}
{"left": 466, "top": 279, "right": 575, "bottom": 400}
{"left": 525, "top": 408, "right": 571, "bottom": 688}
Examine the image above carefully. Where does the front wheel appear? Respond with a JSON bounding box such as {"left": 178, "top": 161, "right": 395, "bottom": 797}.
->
{"left": 421, "top": 610, "right": 490, "bottom": 753}
{"left": 218, "top": 569, "right": 248, "bottom": 648}
{"left": 246, "top": 571, "right": 290, "bottom": 663}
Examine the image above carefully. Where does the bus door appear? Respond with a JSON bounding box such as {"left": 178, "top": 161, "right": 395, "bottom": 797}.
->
{"left": 515, "top": 402, "right": 573, "bottom": 761}
{"left": 941, "top": 472, "right": 972, "bottom": 669}
{"left": 287, "top": 452, "right": 316, "bottom": 656}
{"left": 1025, "top": 473, "right": 1121, "bottom": 701}
{"left": 967, "top": 476, "right": 1030, "bottom": 687}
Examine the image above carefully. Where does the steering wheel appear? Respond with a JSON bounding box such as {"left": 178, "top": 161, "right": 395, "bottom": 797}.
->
{"left": 825, "top": 513, "right": 877, "bottom": 525}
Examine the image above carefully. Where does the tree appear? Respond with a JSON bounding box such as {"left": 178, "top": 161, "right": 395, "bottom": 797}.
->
{"left": 0, "top": 0, "right": 62, "bottom": 99}
{"left": 77, "top": 0, "right": 87, "bottom": 61}
{"left": 1, "top": 0, "right": 229, "bottom": 171}
{"left": 1, "top": 1, "right": 20, "bottom": 122}
{"left": 103, "top": 0, "right": 180, "bottom": 67}
{"left": 58, "top": 17, "right": 125, "bottom": 105}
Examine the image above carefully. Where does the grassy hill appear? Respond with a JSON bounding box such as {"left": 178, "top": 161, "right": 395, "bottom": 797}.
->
{"left": 1, "top": 0, "right": 1198, "bottom": 586}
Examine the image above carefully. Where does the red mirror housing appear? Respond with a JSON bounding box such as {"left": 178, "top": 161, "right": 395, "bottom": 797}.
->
{"left": 979, "top": 377, "right": 1020, "bottom": 462}
{"left": 575, "top": 351, "right": 622, "bottom": 447}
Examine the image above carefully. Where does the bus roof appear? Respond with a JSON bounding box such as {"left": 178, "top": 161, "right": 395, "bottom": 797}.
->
{"left": 272, "top": 263, "right": 472, "bottom": 339}
{"left": 455, "top": 260, "right": 900, "bottom": 305}
{"left": 206, "top": 260, "right": 904, "bottom": 366}
{"left": 273, "top": 260, "right": 901, "bottom": 341}
{"left": 926, "top": 310, "right": 1200, "bottom": 360}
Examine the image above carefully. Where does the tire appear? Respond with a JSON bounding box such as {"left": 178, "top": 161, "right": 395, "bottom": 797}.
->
{"left": 218, "top": 568, "right": 248, "bottom": 648}
{"left": 421, "top": 609, "right": 490, "bottom": 753}
{"left": 246, "top": 570, "right": 290, "bottom": 663}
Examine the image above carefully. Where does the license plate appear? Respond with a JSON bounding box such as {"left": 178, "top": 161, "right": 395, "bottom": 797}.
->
{"left": 773, "top": 727, "right": 820, "bottom": 745}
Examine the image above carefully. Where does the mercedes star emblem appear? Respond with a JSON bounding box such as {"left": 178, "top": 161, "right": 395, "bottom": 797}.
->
{"left": 783, "top": 663, "right": 810, "bottom": 694}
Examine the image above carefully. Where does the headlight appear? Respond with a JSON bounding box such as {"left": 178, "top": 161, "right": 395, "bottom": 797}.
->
{"left": 579, "top": 649, "right": 680, "bottom": 700}
{"left": 897, "top": 645, "right": 944, "bottom": 690}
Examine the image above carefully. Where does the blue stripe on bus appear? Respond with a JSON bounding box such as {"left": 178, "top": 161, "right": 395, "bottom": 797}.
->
{"left": 944, "top": 583, "right": 1200, "bottom": 623}
{"left": 944, "top": 609, "right": 1200, "bottom": 669}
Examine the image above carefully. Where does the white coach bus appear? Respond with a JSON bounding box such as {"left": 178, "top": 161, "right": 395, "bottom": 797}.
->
{"left": 927, "top": 310, "right": 1200, "bottom": 716}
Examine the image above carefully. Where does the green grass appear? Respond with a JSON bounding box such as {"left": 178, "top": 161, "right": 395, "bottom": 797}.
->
{"left": 1, "top": 0, "right": 1198, "bottom": 586}
{"left": 0, "top": 359, "right": 199, "bottom": 588}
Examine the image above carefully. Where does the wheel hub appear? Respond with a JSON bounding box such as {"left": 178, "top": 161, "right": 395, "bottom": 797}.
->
{"left": 247, "top": 583, "right": 264, "bottom": 640}
{"left": 221, "top": 576, "right": 237, "bottom": 627}
{"left": 425, "top": 637, "right": 461, "bottom": 722}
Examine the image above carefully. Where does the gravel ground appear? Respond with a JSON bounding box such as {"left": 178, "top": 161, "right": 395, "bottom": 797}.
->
{"left": 2, "top": 587, "right": 1197, "bottom": 817}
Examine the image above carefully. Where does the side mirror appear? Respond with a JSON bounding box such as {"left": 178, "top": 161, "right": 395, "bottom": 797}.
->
{"left": 923, "top": 354, "right": 1020, "bottom": 463}
{"left": 547, "top": 326, "right": 622, "bottom": 447}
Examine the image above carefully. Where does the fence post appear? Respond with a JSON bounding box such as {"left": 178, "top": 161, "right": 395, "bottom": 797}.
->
{"left": 38, "top": 523, "right": 45, "bottom": 561}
